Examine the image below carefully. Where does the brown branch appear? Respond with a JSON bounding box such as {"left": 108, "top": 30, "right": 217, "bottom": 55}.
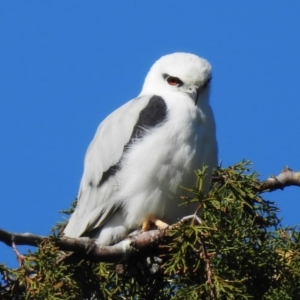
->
{"left": 0, "top": 215, "right": 204, "bottom": 262}
{"left": 260, "top": 167, "right": 300, "bottom": 192}
{"left": 0, "top": 229, "right": 46, "bottom": 247}
{"left": 0, "top": 227, "right": 168, "bottom": 263}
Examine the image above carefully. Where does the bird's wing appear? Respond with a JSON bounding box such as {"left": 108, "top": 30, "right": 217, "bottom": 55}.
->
{"left": 64, "top": 95, "right": 167, "bottom": 237}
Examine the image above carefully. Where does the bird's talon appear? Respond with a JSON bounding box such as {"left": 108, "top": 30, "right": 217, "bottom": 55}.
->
{"left": 142, "top": 220, "right": 151, "bottom": 232}
{"left": 142, "top": 218, "right": 169, "bottom": 231}
{"left": 154, "top": 219, "right": 169, "bottom": 229}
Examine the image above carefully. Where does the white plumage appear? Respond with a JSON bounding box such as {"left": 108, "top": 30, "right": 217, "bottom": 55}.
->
{"left": 64, "top": 52, "right": 218, "bottom": 245}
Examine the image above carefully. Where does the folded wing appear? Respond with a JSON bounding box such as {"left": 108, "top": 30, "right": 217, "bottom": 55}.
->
{"left": 63, "top": 95, "right": 153, "bottom": 238}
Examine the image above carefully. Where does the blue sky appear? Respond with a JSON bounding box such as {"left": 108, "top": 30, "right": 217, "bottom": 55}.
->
{"left": 1, "top": 2, "right": 300, "bottom": 267}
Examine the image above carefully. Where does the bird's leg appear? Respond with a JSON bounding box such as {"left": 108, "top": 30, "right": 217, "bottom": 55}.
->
{"left": 142, "top": 217, "right": 169, "bottom": 231}
{"left": 142, "top": 220, "right": 151, "bottom": 231}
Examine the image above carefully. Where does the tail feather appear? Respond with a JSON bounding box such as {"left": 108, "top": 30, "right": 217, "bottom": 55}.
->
{"left": 63, "top": 178, "right": 117, "bottom": 238}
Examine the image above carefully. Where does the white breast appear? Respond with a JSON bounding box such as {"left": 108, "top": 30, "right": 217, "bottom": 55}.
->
{"left": 114, "top": 92, "right": 217, "bottom": 229}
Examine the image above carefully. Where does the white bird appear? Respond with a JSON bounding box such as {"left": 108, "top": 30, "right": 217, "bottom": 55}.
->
{"left": 63, "top": 52, "right": 218, "bottom": 245}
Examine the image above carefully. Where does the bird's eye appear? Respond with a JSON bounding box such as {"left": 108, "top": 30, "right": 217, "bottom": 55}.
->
{"left": 167, "top": 76, "right": 183, "bottom": 86}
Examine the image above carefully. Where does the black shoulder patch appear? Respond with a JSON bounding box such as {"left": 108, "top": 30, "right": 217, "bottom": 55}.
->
{"left": 98, "top": 95, "right": 168, "bottom": 187}
{"left": 129, "top": 95, "right": 167, "bottom": 141}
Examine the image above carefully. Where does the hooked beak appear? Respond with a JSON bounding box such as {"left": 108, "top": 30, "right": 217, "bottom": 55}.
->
{"left": 188, "top": 86, "right": 198, "bottom": 104}
{"left": 193, "top": 77, "right": 212, "bottom": 105}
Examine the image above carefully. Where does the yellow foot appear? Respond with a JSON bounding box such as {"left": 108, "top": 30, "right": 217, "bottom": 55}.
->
{"left": 154, "top": 219, "right": 169, "bottom": 229}
{"left": 142, "top": 218, "right": 169, "bottom": 231}
{"left": 142, "top": 220, "right": 151, "bottom": 231}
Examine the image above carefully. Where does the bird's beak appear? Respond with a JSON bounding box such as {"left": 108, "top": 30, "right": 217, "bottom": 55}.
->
{"left": 188, "top": 86, "right": 198, "bottom": 104}
{"left": 193, "top": 78, "right": 212, "bottom": 105}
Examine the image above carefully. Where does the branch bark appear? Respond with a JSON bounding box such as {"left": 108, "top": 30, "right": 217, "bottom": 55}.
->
{"left": 0, "top": 227, "right": 167, "bottom": 262}
{"left": 0, "top": 216, "right": 202, "bottom": 262}
{"left": 260, "top": 167, "right": 300, "bottom": 192}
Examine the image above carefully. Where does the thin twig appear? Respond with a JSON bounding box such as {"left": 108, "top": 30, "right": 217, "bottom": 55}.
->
{"left": 174, "top": 214, "right": 216, "bottom": 297}
{"left": 199, "top": 233, "right": 216, "bottom": 298}
{"left": 180, "top": 214, "right": 203, "bottom": 225}
{"left": 12, "top": 240, "right": 26, "bottom": 266}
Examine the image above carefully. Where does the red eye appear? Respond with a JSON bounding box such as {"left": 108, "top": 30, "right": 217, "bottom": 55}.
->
{"left": 167, "top": 76, "right": 182, "bottom": 86}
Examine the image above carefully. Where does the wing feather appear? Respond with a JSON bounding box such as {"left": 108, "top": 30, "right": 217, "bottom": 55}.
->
{"left": 64, "top": 95, "right": 152, "bottom": 237}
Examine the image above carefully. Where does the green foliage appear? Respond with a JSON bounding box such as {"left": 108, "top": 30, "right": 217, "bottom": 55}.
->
{"left": 1, "top": 160, "right": 300, "bottom": 299}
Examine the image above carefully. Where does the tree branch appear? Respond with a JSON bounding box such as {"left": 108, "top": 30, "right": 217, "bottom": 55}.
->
{"left": 0, "top": 215, "right": 205, "bottom": 262}
{"left": 0, "top": 227, "right": 167, "bottom": 262}
{"left": 260, "top": 167, "right": 300, "bottom": 192}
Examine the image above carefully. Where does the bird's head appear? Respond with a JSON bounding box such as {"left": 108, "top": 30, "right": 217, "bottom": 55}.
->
{"left": 140, "top": 52, "right": 212, "bottom": 104}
